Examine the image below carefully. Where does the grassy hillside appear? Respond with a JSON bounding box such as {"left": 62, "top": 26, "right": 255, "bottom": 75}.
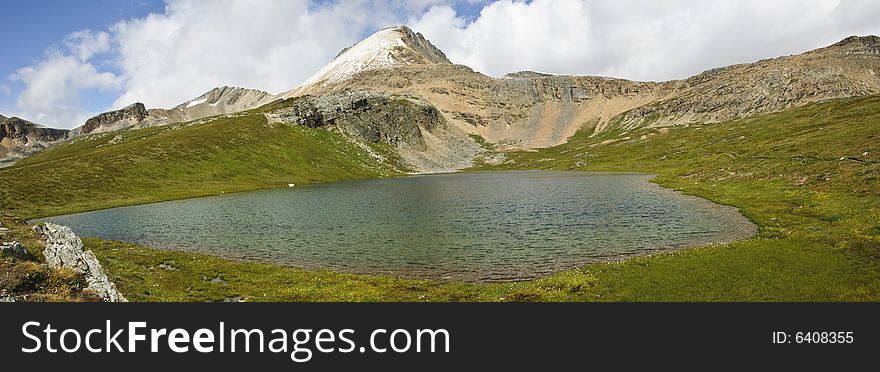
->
{"left": 0, "top": 107, "right": 405, "bottom": 219}
{"left": 478, "top": 95, "right": 880, "bottom": 300}
{"left": 2, "top": 95, "right": 879, "bottom": 301}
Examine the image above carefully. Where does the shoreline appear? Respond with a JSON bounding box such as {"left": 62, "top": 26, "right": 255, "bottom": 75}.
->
{"left": 29, "top": 170, "right": 759, "bottom": 285}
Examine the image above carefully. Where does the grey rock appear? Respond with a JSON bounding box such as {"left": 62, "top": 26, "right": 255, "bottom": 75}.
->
{"left": 1, "top": 241, "right": 34, "bottom": 261}
{"left": 1, "top": 116, "right": 70, "bottom": 167}
{"left": 267, "top": 92, "right": 444, "bottom": 147}
{"left": 73, "top": 103, "right": 149, "bottom": 136}
{"left": 265, "top": 91, "right": 481, "bottom": 173}
{"left": 32, "top": 223, "right": 127, "bottom": 302}
{"left": 0, "top": 296, "right": 15, "bottom": 302}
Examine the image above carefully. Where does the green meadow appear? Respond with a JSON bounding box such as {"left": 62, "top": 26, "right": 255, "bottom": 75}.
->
{"left": 2, "top": 96, "right": 879, "bottom": 301}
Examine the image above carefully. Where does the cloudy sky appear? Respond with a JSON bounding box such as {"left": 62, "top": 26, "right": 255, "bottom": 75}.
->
{"left": 1, "top": 0, "right": 878, "bottom": 129}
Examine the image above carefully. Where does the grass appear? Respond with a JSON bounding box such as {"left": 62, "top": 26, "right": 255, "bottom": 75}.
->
{"left": 0, "top": 107, "right": 405, "bottom": 219}
{"left": 1, "top": 215, "right": 99, "bottom": 301}
{"left": 1, "top": 95, "right": 879, "bottom": 301}
{"left": 478, "top": 95, "right": 880, "bottom": 301}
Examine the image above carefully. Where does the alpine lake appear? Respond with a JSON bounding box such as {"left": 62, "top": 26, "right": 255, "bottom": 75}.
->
{"left": 37, "top": 171, "right": 756, "bottom": 282}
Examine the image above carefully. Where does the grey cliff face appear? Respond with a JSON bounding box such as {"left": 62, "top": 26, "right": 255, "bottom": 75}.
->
{"left": 1, "top": 117, "right": 70, "bottom": 142}
{"left": 829, "top": 35, "right": 880, "bottom": 54}
{"left": 267, "top": 92, "right": 443, "bottom": 147}
{"left": 265, "top": 92, "right": 479, "bottom": 172}
{"left": 32, "top": 223, "right": 127, "bottom": 302}
{"left": 74, "top": 102, "right": 149, "bottom": 136}
{"left": 1, "top": 116, "right": 70, "bottom": 167}
{"left": 393, "top": 26, "right": 452, "bottom": 65}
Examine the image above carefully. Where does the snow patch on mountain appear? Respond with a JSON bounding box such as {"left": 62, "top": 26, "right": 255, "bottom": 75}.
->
{"left": 299, "top": 28, "right": 406, "bottom": 87}
{"left": 186, "top": 97, "right": 208, "bottom": 108}
{"left": 286, "top": 26, "right": 451, "bottom": 97}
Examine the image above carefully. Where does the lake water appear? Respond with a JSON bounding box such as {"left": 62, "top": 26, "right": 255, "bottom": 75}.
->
{"left": 38, "top": 171, "right": 756, "bottom": 282}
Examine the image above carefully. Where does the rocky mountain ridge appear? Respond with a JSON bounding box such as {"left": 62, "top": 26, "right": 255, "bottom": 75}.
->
{"left": 2, "top": 30, "right": 879, "bottom": 170}
{"left": 72, "top": 86, "right": 278, "bottom": 136}
{"left": 148, "top": 86, "right": 278, "bottom": 125}
{"left": 72, "top": 103, "right": 149, "bottom": 136}
{"left": 298, "top": 33, "right": 880, "bottom": 152}
{"left": 1, "top": 116, "right": 70, "bottom": 167}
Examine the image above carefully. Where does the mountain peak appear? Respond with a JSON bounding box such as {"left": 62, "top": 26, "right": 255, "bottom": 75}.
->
{"left": 296, "top": 26, "right": 450, "bottom": 89}
{"left": 821, "top": 35, "right": 880, "bottom": 55}
{"left": 833, "top": 35, "right": 880, "bottom": 47}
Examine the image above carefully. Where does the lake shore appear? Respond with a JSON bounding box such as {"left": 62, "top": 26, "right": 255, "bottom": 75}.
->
{"left": 33, "top": 171, "right": 758, "bottom": 283}
{"left": 3, "top": 96, "right": 880, "bottom": 301}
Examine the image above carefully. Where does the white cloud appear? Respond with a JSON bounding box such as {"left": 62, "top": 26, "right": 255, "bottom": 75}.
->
{"left": 6, "top": 27, "right": 118, "bottom": 128}
{"left": 0, "top": 85, "right": 10, "bottom": 95}
{"left": 109, "top": 0, "right": 445, "bottom": 109}
{"left": 412, "top": 0, "right": 880, "bottom": 81}
{"left": 9, "top": 53, "right": 120, "bottom": 128}
{"left": 8, "top": 0, "right": 880, "bottom": 128}
{"left": 65, "top": 30, "right": 112, "bottom": 61}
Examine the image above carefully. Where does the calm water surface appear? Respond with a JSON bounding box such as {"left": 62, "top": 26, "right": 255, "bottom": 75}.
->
{"left": 38, "top": 171, "right": 756, "bottom": 282}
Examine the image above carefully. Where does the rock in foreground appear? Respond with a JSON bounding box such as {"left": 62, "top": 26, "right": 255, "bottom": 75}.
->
{"left": 32, "top": 223, "right": 127, "bottom": 302}
{"left": 0, "top": 241, "right": 35, "bottom": 261}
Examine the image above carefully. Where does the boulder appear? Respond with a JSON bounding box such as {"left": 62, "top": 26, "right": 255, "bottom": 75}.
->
{"left": 32, "top": 223, "right": 127, "bottom": 302}
{"left": 1, "top": 241, "right": 34, "bottom": 261}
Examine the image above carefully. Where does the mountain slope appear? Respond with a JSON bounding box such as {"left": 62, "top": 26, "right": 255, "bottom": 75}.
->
{"left": 149, "top": 86, "right": 278, "bottom": 124}
{"left": 477, "top": 94, "right": 880, "bottom": 301}
{"left": 4, "top": 29, "right": 880, "bottom": 171}
{"left": 1, "top": 100, "right": 406, "bottom": 218}
{"left": 265, "top": 92, "right": 478, "bottom": 172}
{"left": 72, "top": 87, "right": 278, "bottom": 136}
{"left": 4, "top": 94, "right": 880, "bottom": 301}
{"left": 290, "top": 32, "right": 880, "bottom": 151}
{"left": 283, "top": 26, "right": 451, "bottom": 98}
{"left": 72, "top": 103, "right": 149, "bottom": 136}
{"left": 1, "top": 116, "right": 70, "bottom": 167}
{"left": 612, "top": 35, "right": 880, "bottom": 130}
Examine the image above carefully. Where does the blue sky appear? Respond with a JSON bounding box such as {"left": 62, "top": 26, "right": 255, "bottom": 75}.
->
{"left": 0, "top": 1, "right": 165, "bottom": 113}
{"left": 0, "top": 0, "right": 489, "bottom": 125}
{"left": 2, "top": 0, "right": 878, "bottom": 129}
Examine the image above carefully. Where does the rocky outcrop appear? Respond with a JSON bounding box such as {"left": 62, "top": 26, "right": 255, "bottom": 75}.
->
{"left": 73, "top": 103, "right": 149, "bottom": 136}
{"left": 266, "top": 92, "right": 479, "bottom": 172}
{"left": 32, "top": 223, "right": 127, "bottom": 302}
{"left": 1, "top": 116, "right": 70, "bottom": 167}
{"left": 304, "top": 63, "right": 665, "bottom": 148}
{"left": 828, "top": 35, "right": 880, "bottom": 55}
{"left": 70, "top": 88, "right": 277, "bottom": 138}
{"left": 295, "top": 31, "right": 880, "bottom": 150}
{"left": 1, "top": 241, "right": 34, "bottom": 261}
{"left": 268, "top": 92, "right": 443, "bottom": 146}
